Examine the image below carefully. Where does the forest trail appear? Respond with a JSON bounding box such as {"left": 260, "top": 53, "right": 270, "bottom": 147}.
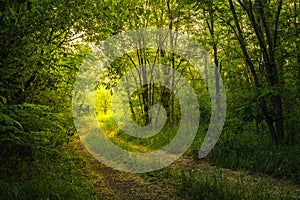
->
{"left": 71, "top": 139, "right": 179, "bottom": 199}
{"left": 71, "top": 139, "right": 300, "bottom": 199}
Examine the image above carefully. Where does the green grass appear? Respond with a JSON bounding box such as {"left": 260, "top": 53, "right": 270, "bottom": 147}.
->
{"left": 0, "top": 157, "right": 97, "bottom": 200}
{"left": 205, "top": 133, "right": 300, "bottom": 184}
{"left": 97, "top": 111, "right": 180, "bottom": 152}
{"left": 140, "top": 164, "right": 299, "bottom": 200}
{"left": 177, "top": 169, "right": 298, "bottom": 200}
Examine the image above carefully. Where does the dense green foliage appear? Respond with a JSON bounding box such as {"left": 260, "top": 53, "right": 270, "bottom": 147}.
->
{"left": 1, "top": 0, "right": 299, "bottom": 199}
{"left": 0, "top": 0, "right": 96, "bottom": 199}
{"left": 0, "top": 100, "right": 97, "bottom": 199}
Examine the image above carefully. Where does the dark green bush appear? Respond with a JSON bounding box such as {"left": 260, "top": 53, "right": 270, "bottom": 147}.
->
{"left": 0, "top": 101, "right": 97, "bottom": 199}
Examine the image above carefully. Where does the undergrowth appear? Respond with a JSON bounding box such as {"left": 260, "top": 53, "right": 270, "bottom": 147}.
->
{"left": 0, "top": 102, "right": 98, "bottom": 199}
{"left": 205, "top": 132, "right": 300, "bottom": 184}
{"left": 178, "top": 169, "right": 298, "bottom": 200}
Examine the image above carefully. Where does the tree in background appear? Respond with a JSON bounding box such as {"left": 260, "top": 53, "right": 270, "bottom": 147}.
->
{"left": 190, "top": 0, "right": 300, "bottom": 145}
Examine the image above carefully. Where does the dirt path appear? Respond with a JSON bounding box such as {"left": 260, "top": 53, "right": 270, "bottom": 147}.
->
{"left": 71, "top": 139, "right": 180, "bottom": 199}
{"left": 70, "top": 139, "right": 300, "bottom": 199}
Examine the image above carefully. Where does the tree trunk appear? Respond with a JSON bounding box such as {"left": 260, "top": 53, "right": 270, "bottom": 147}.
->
{"left": 229, "top": 0, "right": 284, "bottom": 145}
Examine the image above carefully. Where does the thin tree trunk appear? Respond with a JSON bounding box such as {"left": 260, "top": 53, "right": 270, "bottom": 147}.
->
{"left": 205, "top": 3, "right": 221, "bottom": 109}
{"left": 229, "top": 0, "right": 282, "bottom": 145}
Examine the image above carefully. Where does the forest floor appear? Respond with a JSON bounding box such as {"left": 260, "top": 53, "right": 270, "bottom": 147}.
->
{"left": 70, "top": 139, "right": 300, "bottom": 200}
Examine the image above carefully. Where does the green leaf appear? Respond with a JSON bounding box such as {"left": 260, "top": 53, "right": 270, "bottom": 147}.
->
{"left": 0, "top": 112, "right": 24, "bottom": 130}
{"left": 0, "top": 96, "right": 6, "bottom": 105}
